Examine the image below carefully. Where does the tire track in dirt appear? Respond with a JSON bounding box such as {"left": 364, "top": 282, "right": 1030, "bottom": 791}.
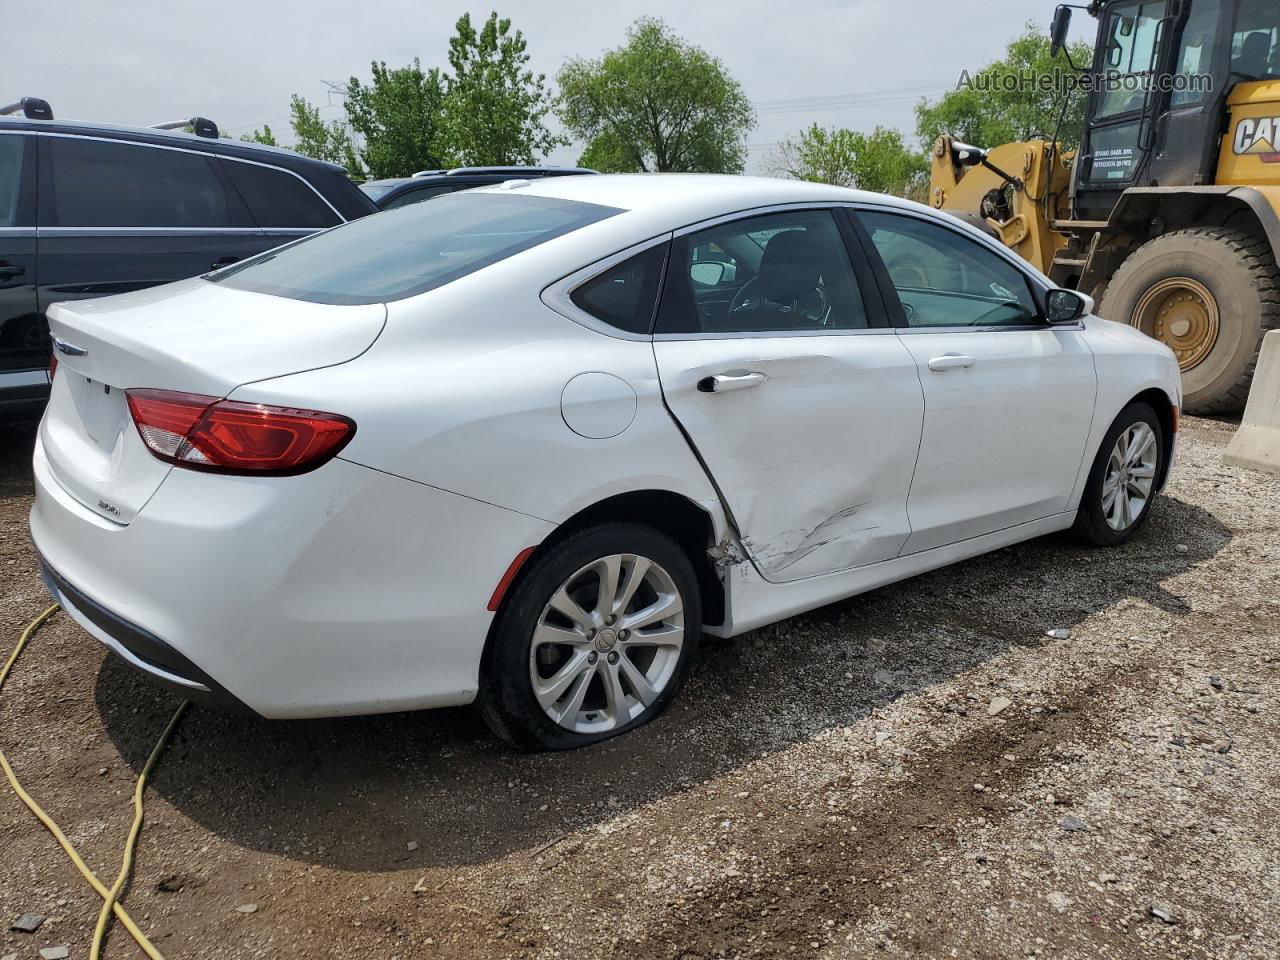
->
{"left": 615, "top": 664, "right": 1155, "bottom": 959}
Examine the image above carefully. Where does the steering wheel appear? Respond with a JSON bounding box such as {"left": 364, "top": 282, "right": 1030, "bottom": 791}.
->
{"left": 728, "top": 280, "right": 832, "bottom": 326}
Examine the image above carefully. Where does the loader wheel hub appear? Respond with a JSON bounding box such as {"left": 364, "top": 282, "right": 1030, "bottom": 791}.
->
{"left": 1132, "top": 277, "right": 1219, "bottom": 372}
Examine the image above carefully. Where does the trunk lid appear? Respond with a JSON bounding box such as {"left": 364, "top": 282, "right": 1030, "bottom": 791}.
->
{"left": 41, "top": 278, "right": 385, "bottom": 524}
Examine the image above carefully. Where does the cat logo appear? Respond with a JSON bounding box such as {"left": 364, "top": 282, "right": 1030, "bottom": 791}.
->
{"left": 1232, "top": 116, "right": 1280, "bottom": 163}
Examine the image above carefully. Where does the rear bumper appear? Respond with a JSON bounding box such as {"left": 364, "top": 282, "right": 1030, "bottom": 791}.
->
{"left": 39, "top": 557, "right": 258, "bottom": 714}
{"left": 30, "top": 435, "right": 555, "bottom": 718}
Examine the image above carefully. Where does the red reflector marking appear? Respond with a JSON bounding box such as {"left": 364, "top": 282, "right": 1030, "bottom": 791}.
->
{"left": 49, "top": 350, "right": 58, "bottom": 380}
{"left": 1171, "top": 404, "right": 1180, "bottom": 433}
{"left": 488, "top": 546, "right": 537, "bottom": 612}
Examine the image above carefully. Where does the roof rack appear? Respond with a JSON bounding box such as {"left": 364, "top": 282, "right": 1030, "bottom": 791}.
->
{"left": 444, "top": 165, "right": 598, "bottom": 176}
{"left": 410, "top": 169, "right": 447, "bottom": 178}
{"left": 0, "top": 97, "right": 53, "bottom": 120}
{"left": 151, "top": 116, "right": 220, "bottom": 139}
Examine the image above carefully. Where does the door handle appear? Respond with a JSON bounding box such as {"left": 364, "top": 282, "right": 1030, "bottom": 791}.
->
{"left": 927, "top": 354, "right": 976, "bottom": 372}
{"left": 210, "top": 256, "right": 240, "bottom": 271}
{"left": 0, "top": 261, "right": 25, "bottom": 280}
{"left": 697, "top": 371, "right": 768, "bottom": 393}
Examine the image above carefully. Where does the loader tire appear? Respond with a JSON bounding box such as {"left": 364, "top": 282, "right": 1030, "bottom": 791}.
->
{"left": 1097, "top": 227, "right": 1280, "bottom": 415}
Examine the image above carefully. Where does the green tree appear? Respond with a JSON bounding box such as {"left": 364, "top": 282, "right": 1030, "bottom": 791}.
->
{"left": 240, "top": 124, "right": 278, "bottom": 147}
{"left": 441, "top": 12, "right": 562, "bottom": 165}
{"left": 556, "top": 17, "right": 755, "bottom": 173}
{"left": 915, "top": 24, "right": 1093, "bottom": 151}
{"left": 771, "top": 124, "right": 928, "bottom": 198}
{"left": 343, "top": 60, "right": 449, "bottom": 179}
{"left": 289, "top": 95, "right": 362, "bottom": 178}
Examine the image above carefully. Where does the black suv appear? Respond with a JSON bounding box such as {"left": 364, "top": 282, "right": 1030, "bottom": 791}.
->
{"left": 0, "top": 98, "right": 376, "bottom": 420}
{"left": 360, "top": 165, "right": 597, "bottom": 210}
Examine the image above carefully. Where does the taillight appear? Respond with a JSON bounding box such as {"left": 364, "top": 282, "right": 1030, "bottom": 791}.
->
{"left": 126, "top": 389, "right": 355, "bottom": 476}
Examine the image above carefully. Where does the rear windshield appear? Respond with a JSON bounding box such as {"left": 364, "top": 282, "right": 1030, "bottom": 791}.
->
{"left": 358, "top": 180, "right": 403, "bottom": 200}
{"left": 209, "top": 191, "right": 622, "bottom": 305}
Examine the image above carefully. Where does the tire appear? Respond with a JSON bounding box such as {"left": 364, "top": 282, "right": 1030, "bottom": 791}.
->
{"left": 476, "top": 523, "right": 702, "bottom": 751}
{"left": 1098, "top": 227, "right": 1280, "bottom": 415}
{"left": 1071, "top": 401, "right": 1164, "bottom": 547}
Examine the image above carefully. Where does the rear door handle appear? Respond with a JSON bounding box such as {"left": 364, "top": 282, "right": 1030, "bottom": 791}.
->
{"left": 697, "top": 371, "right": 767, "bottom": 393}
{"left": 927, "top": 354, "right": 976, "bottom": 372}
{"left": 0, "top": 261, "right": 25, "bottom": 280}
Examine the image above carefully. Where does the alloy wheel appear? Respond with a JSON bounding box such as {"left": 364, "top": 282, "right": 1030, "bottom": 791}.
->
{"left": 1102, "top": 422, "right": 1158, "bottom": 531}
{"left": 529, "top": 553, "right": 685, "bottom": 735}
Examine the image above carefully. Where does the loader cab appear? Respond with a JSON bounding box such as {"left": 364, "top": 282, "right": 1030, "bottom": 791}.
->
{"left": 1072, "top": 0, "right": 1279, "bottom": 220}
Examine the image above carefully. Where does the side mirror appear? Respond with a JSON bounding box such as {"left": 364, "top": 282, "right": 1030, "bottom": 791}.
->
{"left": 1046, "top": 288, "right": 1092, "bottom": 323}
{"left": 690, "top": 261, "right": 726, "bottom": 287}
{"left": 1050, "top": 5, "right": 1072, "bottom": 58}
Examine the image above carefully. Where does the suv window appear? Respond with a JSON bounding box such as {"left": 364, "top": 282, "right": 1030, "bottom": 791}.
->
{"left": 656, "top": 210, "right": 867, "bottom": 335}
{"left": 47, "top": 137, "right": 248, "bottom": 228}
{"left": 570, "top": 245, "right": 667, "bottom": 335}
{"left": 858, "top": 211, "right": 1041, "bottom": 328}
{"left": 0, "top": 135, "right": 24, "bottom": 227}
{"left": 211, "top": 191, "right": 621, "bottom": 305}
{"left": 220, "top": 160, "right": 340, "bottom": 228}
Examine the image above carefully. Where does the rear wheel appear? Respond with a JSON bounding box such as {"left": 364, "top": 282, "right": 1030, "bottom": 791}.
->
{"left": 1072, "top": 401, "right": 1164, "bottom": 546}
{"left": 1098, "top": 227, "right": 1280, "bottom": 415}
{"left": 477, "top": 524, "right": 701, "bottom": 751}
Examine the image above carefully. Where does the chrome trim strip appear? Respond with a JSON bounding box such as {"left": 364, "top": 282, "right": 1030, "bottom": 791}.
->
{"left": 0, "top": 226, "right": 35, "bottom": 236}
{"left": 895, "top": 322, "right": 1086, "bottom": 334}
{"left": 540, "top": 233, "right": 674, "bottom": 342}
{"left": 0, "top": 368, "right": 50, "bottom": 387}
{"left": 33, "top": 130, "right": 347, "bottom": 223}
{"left": 653, "top": 327, "right": 899, "bottom": 342}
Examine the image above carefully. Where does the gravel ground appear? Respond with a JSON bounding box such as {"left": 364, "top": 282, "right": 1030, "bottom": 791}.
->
{"left": 0, "top": 415, "right": 1276, "bottom": 960}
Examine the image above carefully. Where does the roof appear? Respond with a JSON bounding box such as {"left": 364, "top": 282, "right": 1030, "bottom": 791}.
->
{"left": 494, "top": 173, "right": 922, "bottom": 224}
{"left": 0, "top": 115, "right": 348, "bottom": 173}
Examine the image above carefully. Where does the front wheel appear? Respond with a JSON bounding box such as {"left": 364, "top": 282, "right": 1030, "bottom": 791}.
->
{"left": 477, "top": 524, "right": 701, "bottom": 751}
{"left": 1071, "top": 402, "right": 1164, "bottom": 546}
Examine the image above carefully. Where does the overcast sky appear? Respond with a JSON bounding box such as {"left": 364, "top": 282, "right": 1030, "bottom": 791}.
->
{"left": 3, "top": 0, "right": 1096, "bottom": 173}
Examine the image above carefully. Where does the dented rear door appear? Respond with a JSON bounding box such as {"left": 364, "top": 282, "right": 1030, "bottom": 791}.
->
{"left": 654, "top": 333, "right": 924, "bottom": 582}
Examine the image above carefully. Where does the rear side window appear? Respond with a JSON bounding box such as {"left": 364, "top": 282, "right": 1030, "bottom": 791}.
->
{"left": 210, "top": 191, "right": 622, "bottom": 305}
{"left": 47, "top": 137, "right": 249, "bottom": 228}
{"left": 570, "top": 244, "right": 667, "bottom": 335}
{"left": 0, "top": 135, "right": 26, "bottom": 227}
{"left": 221, "top": 160, "right": 340, "bottom": 228}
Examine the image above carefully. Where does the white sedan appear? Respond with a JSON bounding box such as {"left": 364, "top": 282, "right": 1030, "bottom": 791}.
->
{"left": 31, "top": 175, "right": 1181, "bottom": 749}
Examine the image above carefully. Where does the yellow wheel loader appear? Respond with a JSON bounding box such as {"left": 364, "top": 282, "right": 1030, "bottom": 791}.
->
{"left": 930, "top": 0, "right": 1280, "bottom": 413}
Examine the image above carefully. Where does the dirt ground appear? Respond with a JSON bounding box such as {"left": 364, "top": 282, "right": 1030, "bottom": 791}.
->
{"left": 0, "top": 415, "right": 1277, "bottom": 960}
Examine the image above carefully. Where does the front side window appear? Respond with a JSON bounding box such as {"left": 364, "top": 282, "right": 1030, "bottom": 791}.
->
{"left": 220, "top": 160, "right": 340, "bottom": 228}
{"left": 570, "top": 244, "right": 667, "bottom": 335}
{"left": 656, "top": 209, "right": 867, "bottom": 335}
{"left": 1096, "top": 1, "right": 1170, "bottom": 119}
{"left": 210, "top": 191, "right": 621, "bottom": 305}
{"left": 859, "top": 211, "right": 1040, "bottom": 328}
{"left": 47, "top": 138, "right": 247, "bottom": 228}
{"left": 0, "top": 135, "right": 25, "bottom": 227}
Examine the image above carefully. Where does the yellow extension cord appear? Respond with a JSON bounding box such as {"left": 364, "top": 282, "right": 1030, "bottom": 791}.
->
{"left": 1, "top": 604, "right": 188, "bottom": 960}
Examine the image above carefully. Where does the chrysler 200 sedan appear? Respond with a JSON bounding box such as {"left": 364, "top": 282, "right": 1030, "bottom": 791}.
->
{"left": 30, "top": 175, "right": 1181, "bottom": 750}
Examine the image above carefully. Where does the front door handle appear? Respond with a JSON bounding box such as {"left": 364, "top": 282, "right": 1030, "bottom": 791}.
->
{"left": 0, "top": 261, "right": 25, "bottom": 280}
{"left": 697, "top": 371, "right": 768, "bottom": 393}
{"left": 927, "top": 354, "right": 976, "bottom": 372}
{"left": 210, "top": 256, "right": 240, "bottom": 271}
